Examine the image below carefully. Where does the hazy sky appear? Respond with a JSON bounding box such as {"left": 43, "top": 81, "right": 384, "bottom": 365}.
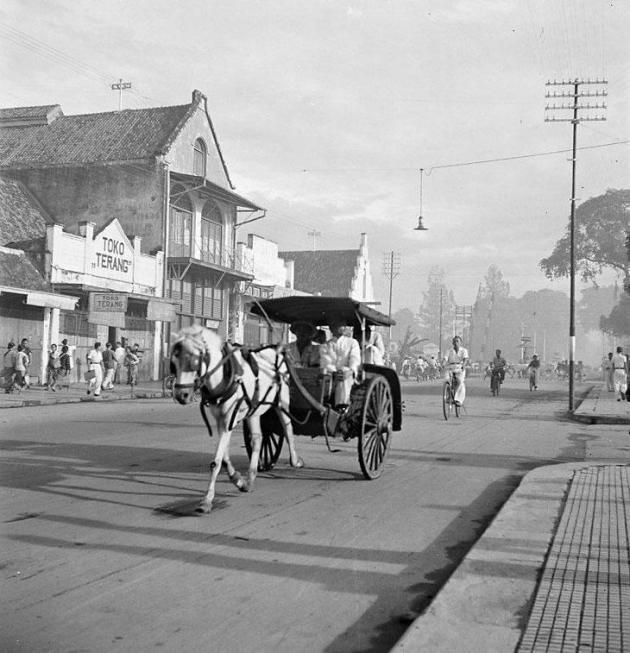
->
{"left": 1, "top": 0, "right": 628, "bottom": 311}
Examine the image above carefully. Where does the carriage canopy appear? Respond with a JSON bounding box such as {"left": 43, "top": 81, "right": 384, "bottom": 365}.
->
{"left": 249, "top": 296, "right": 395, "bottom": 329}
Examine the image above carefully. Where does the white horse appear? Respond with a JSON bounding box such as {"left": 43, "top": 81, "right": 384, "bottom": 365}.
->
{"left": 170, "top": 325, "right": 304, "bottom": 514}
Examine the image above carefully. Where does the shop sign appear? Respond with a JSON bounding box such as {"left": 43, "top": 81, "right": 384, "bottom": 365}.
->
{"left": 89, "top": 292, "right": 128, "bottom": 312}
{"left": 88, "top": 292, "right": 127, "bottom": 327}
{"left": 91, "top": 219, "right": 134, "bottom": 282}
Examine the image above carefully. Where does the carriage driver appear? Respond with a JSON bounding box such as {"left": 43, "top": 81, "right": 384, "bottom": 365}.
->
{"left": 285, "top": 320, "right": 320, "bottom": 368}
{"left": 320, "top": 318, "right": 361, "bottom": 408}
{"left": 444, "top": 335, "right": 469, "bottom": 407}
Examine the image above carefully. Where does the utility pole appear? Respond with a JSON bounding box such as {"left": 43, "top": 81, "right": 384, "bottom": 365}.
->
{"left": 307, "top": 230, "right": 321, "bottom": 251}
{"left": 111, "top": 78, "right": 132, "bottom": 110}
{"left": 545, "top": 78, "right": 607, "bottom": 411}
{"left": 438, "top": 287, "right": 443, "bottom": 360}
{"left": 382, "top": 251, "right": 401, "bottom": 341}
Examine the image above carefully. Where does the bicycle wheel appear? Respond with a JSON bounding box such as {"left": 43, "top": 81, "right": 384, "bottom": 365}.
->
{"left": 442, "top": 381, "right": 451, "bottom": 420}
{"left": 162, "top": 374, "right": 174, "bottom": 398}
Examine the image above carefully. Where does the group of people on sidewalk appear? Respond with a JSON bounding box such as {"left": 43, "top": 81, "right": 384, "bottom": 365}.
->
{"left": 85, "top": 341, "right": 143, "bottom": 397}
{"left": 2, "top": 337, "right": 35, "bottom": 393}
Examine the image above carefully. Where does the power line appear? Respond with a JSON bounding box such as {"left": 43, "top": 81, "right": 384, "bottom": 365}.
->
{"left": 298, "top": 140, "right": 629, "bottom": 174}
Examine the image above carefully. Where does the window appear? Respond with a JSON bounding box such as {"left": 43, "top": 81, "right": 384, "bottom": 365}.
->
{"left": 169, "top": 185, "right": 193, "bottom": 257}
{"left": 193, "top": 138, "right": 207, "bottom": 177}
{"left": 200, "top": 200, "right": 223, "bottom": 265}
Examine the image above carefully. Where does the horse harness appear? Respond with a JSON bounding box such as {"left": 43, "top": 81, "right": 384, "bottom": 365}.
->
{"left": 199, "top": 342, "right": 288, "bottom": 434}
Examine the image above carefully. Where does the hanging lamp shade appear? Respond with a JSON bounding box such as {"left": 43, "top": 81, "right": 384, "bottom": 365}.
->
{"left": 414, "top": 215, "right": 428, "bottom": 231}
{"left": 414, "top": 168, "right": 428, "bottom": 231}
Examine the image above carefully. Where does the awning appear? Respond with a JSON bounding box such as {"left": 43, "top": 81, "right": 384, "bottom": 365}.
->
{"left": 170, "top": 172, "right": 263, "bottom": 212}
{"left": 0, "top": 285, "right": 78, "bottom": 310}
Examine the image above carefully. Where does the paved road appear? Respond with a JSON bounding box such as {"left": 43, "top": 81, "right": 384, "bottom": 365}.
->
{"left": 2, "top": 377, "right": 622, "bottom": 652}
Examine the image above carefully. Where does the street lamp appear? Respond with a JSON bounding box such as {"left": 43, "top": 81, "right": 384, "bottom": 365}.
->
{"left": 414, "top": 168, "right": 429, "bottom": 231}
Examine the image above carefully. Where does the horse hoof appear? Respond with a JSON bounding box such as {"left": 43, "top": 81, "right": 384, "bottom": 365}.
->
{"left": 194, "top": 501, "right": 211, "bottom": 514}
{"left": 290, "top": 457, "right": 304, "bottom": 469}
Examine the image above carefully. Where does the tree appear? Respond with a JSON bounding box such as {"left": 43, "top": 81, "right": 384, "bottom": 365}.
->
{"left": 540, "top": 189, "right": 630, "bottom": 286}
{"left": 578, "top": 285, "right": 618, "bottom": 333}
{"left": 600, "top": 294, "right": 630, "bottom": 337}
{"left": 417, "top": 267, "right": 455, "bottom": 353}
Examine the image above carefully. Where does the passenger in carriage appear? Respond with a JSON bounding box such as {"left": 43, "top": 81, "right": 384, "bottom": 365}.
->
{"left": 352, "top": 325, "right": 385, "bottom": 366}
{"left": 285, "top": 320, "right": 320, "bottom": 368}
{"left": 321, "top": 318, "right": 361, "bottom": 408}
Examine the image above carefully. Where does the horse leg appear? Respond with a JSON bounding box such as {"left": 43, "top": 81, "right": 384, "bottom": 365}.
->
{"left": 197, "top": 424, "right": 230, "bottom": 514}
{"left": 222, "top": 430, "right": 251, "bottom": 493}
{"left": 277, "top": 398, "right": 303, "bottom": 468}
{"left": 243, "top": 415, "right": 262, "bottom": 492}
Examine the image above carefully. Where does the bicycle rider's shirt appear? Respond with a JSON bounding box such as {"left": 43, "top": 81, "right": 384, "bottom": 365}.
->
{"left": 492, "top": 356, "right": 506, "bottom": 370}
{"left": 445, "top": 347, "right": 469, "bottom": 372}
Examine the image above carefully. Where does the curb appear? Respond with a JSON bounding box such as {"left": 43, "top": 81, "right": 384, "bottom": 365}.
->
{"left": 392, "top": 462, "right": 602, "bottom": 653}
{"left": 0, "top": 390, "right": 166, "bottom": 409}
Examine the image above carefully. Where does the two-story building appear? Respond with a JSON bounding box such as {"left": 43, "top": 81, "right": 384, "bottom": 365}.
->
{"left": 0, "top": 90, "right": 264, "bottom": 378}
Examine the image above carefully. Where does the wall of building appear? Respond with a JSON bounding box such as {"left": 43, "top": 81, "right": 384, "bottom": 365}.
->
{"left": 166, "top": 102, "right": 230, "bottom": 189}
{"left": 8, "top": 163, "right": 165, "bottom": 254}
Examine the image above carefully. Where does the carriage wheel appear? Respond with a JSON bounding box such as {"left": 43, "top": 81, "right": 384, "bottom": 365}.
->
{"left": 243, "top": 410, "right": 285, "bottom": 471}
{"left": 357, "top": 377, "right": 393, "bottom": 480}
{"left": 442, "top": 381, "right": 451, "bottom": 420}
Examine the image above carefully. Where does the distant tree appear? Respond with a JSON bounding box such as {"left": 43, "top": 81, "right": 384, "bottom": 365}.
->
{"left": 540, "top": 189, "right": 630, "bottom": 287}
{"left": 481, "top": 264, "right": 510, "bottom": 300}
{"left": 599, "top": 294, "right": 630, "bottom": 337}
{"left": 578, "top": 285, "right": 618, "bottom": 333}
{"left": 417, "top": 267, "right": 455, "bottom": 352}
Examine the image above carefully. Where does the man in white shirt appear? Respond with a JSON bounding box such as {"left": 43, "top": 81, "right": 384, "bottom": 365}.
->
{"left": 444, "top": 335, "right": 469, "bottom": 406}
{"left": 611, "top": 346, "right": 628, "bottom": 402}
{"left": 86, "top": 342, "right": 103, "bottom": 397}
{"left": 113, "top": 341, "right": 126, "bottom": 384}
{"left": 320, "top": 319, "right": 361, "bottom": 407}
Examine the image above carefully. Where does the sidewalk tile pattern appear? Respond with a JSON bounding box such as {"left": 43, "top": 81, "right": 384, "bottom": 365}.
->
{"left": 517, "top": 465, "right": 630, "bottom": 652}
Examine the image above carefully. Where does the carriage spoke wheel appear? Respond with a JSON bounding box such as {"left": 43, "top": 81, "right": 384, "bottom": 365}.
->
{"left": 243, "top": 410, "right": 285, "bottom": 471}
{"left": 358, "top": 377, "right": 393, "bottom": 480}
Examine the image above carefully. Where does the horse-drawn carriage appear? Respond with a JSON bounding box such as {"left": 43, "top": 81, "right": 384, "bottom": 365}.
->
{"left": 169, "top": 296, "right": 402, "bottom": 513}
{"left": 247, "top": 296, "right": 402, "bottom": 480}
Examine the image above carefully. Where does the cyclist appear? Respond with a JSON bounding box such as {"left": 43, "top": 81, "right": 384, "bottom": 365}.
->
{"left": 490, "top": 349, "right": 507, "bottom": 394}
{"left": 444, "top": 335, "right": 469, "bottom": 406}
{"left": 527, "top": 354, "right": 541, "bottom": 390}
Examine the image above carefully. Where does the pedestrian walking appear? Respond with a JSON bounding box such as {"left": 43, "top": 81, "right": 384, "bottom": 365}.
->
{"left": 46, "top": 343, "right": 61, "bottom": 391}
{"left": 125, "top": 346, "right": 140, "bottom": 386}
{"left": 603, "top": 352, "right": 614, "bottom": 391}
{"left": 611, "top": 346, "right": 628, "bottom": 402}
{"left": 20, "top": 338, "right": 32, "bottom": 388}
{"left": 61, "top": 338, "right": 76, "bottom": 382}
{"left": 14, "top": 344, "right": 29, "bottom": 389}
{"left": 113, "top": 341, "right": 126, "bottom": 384}
{"left": 58, "top": 345, "right": 71, "bottom": 390}
{"left": 101, "top": 342, "right": 116, "bottom": 390}
{"left": 85, "top": 342, "right": 103, "bottom": 396}
{"left": 2, "top": 341, "right": 17, "bottom": 392}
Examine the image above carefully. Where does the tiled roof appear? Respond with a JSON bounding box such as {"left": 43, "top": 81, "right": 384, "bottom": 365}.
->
{"left": 0, "top": 248, "right": 48, "bottom": 291}
{"left": 279, "top": 249, "right": 359, "bottom": 296}
{"left": 0, "top": 176, "right": 49, "bottom": 245}
{"left": 0, "top": 104, "right": 61, "bottom": 122}
{"left": 0, "top": 103, "right": 192, "bottom": 167}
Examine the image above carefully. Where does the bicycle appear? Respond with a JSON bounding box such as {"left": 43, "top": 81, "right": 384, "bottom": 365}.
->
{"left": 162, "top": 373, "right": 175, "bottom": 398}
{"left": 490, "top": 368, "right": 502, "bottom": 397}
{"left": 442, "top": 371, "right": 461, "bottom": 420}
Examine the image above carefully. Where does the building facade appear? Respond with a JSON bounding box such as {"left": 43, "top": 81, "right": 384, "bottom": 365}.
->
{"left": 0, "top": 90, "right": 263, "bottom": 379}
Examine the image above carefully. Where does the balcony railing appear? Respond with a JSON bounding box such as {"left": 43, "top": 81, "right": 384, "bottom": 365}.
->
{"left": 168, "top": 240, "right": 254, "bottom": 276}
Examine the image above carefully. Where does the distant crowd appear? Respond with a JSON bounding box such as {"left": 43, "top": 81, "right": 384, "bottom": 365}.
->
{"left": 1, "top": 338, "right": 144, "bottom": 396}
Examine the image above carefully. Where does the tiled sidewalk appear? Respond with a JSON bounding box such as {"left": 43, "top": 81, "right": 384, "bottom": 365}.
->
{"left": 517, "top": 465, "right": 630, "bottom": 652}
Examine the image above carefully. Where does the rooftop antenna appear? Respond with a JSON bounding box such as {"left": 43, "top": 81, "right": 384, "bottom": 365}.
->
{"left": 111, "top": 79, "right": 132, "bottom": 110}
